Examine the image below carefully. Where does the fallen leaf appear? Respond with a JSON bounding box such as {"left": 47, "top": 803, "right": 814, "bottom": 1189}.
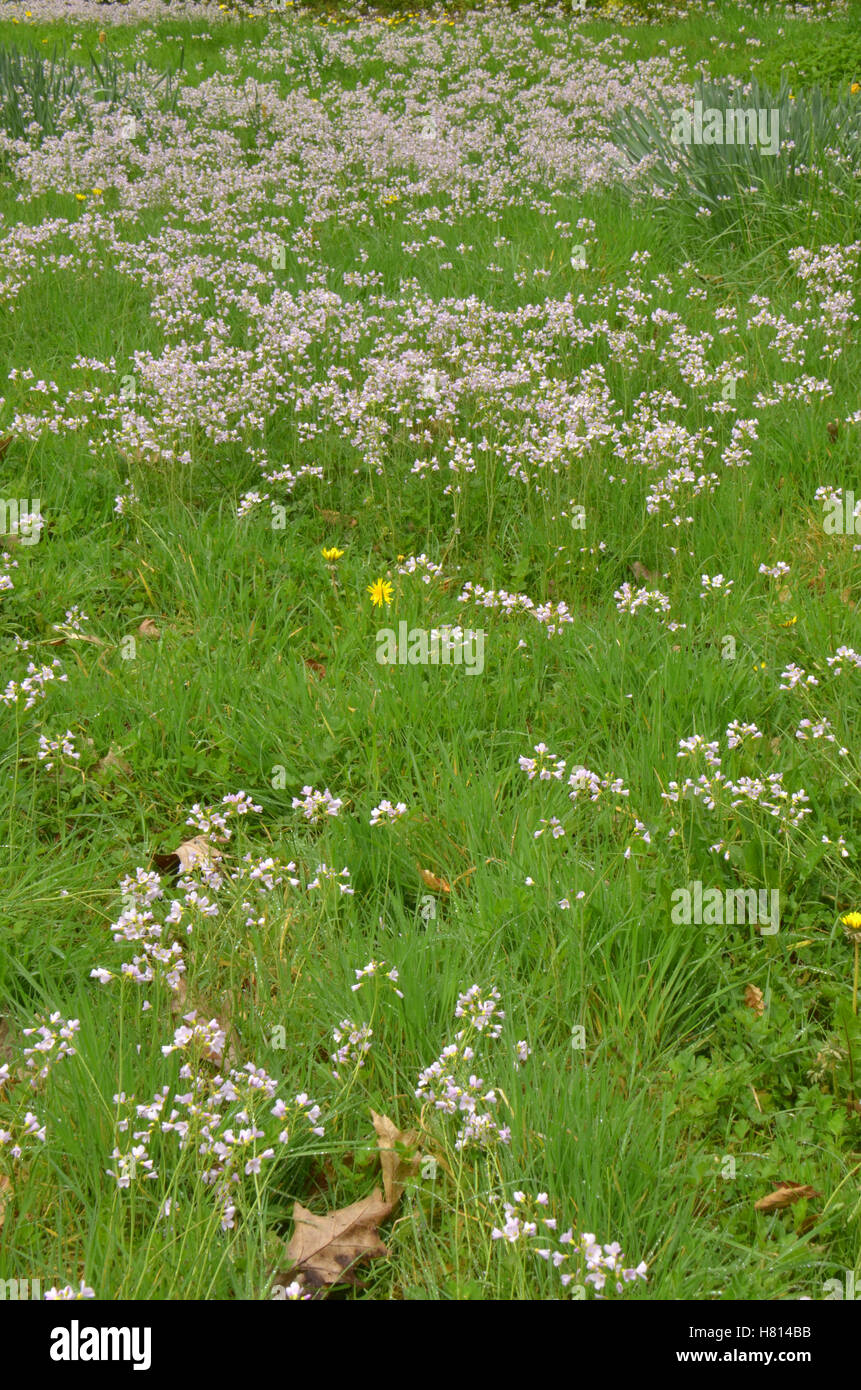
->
{"left": 279, "top": 1189, "right": 391, "bottom": 1289}
{"left": 169, "top": 977, "right": 188, "bottom": 1016}
{"left": 418, "top": 867, "right": 450, "bottom": 893}
{"left": 153, "top": 835, "right": 222, "bottom": 876}
{"left": 754, "top": 1182, "right": 819, "bottom": 1212}
{"left": 0, "top": 1174, "right": 11, "bottom": 1233}
{"left": 304, "top": 657, "right": 326, "bottom": 679}
{"left": 315, "top": 506, "right": 357, "bottom": 528}
{"left": 0, "top": 1016, "right": 13, "bottom": 1065}
{"left": 371, "top": 1111, "right": 419, "bottom": 1207}
{"left": 138, "top": 618, "right": 160, "bottom": 639}
{"left": 744, "top": 984, "right": 764, "bottom": 1016}
{"left": 827, "top": 420, "right": 839, "bottom": 442}
{"left": 93, "top": 746, "right": 133, "bottom": 779}
{"left": 177, "top": 836, "right": 220, "bottom": 872}
{"left": 630, "top": 560, "right": 658, "bottom": 584}
{"left": 0, "top": 435, "right": 11, "bottom": 460}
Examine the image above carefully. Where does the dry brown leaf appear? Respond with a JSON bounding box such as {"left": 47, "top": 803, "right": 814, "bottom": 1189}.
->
{"left": 754, "top": 1182, "right": 819, "bottom": 1213}
{"left": 93, "top": 746, "right": 133, "bottom": 779}
{"left": 631, "top": 560, "right": 658, "bottom": 584}
{"left": 0, "top": 1174, "right": 11, "bottom": 1232}
{"left": 315, "top": 506, "right": 357, "bottom": 528}
{"left": 280, "top": 1189, "right": 391, "bottom": 1288}
{"left": 176, "top": 836, "right": 220, "bottom": 873}
{"left": 304, "top": 657, "right": 326, "bottom": 679}
{"left": 169, "top": 977, "right": 188, "bottom": 1016}
{"left": 0, "top": 435, "right": 12, "bottom": 460}
{"left": 744, "top": 984, "right": 764, "bottom": 1016}
{"left": 138, "top": 618, "right": 160, "bottom": 639}
{"left": 152, "top": 835, "right": 222, "bottom": 876}
{"left": 418, "top": 867, "right": 450, "bottom": 893}
{"left": 827, "top": 420, "right": 839, "bottom": 442}
{"left": 371, "top": 1111, "right": 419, "bottom": 1207}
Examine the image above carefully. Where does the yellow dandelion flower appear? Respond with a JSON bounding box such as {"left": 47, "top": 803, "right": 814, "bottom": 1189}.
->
{"left": 75, "top": 193, "right": 86, "bottom": 201}
{"left": 92, "top": 187, "right": 103, "bottom": 196}
{"left": 367, "top": 578, "right": 393, "bottom": 607}
{"left": 841, "top": 912, "right": 861, "bottom": 930}
{"left": 852, "top": 83, "right": 860, "bottom": 94}
{"left": 322, "top": 546, "right": 344, "bottom": 561}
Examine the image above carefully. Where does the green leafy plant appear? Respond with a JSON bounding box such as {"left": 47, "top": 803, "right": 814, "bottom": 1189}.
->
{"left": 0, "top": 42, "right": 183, "bottom": 165}
{"left": 0, "top": 44, "right": 85, "bottom": 144}
{"left": 610, "top": 75, "right": 861, "bottom": 243}
{"left": 755, "top": 22, "right": 861, "bottom": 100}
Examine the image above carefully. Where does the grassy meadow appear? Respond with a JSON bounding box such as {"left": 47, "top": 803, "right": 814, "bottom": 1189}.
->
{"left": 0, "top": 0, "right": 860, "bottom": 1303}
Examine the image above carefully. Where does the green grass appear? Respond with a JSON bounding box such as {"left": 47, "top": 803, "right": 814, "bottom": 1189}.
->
{"left": 0, "top": 0, "right": 860, "bottom": 1303}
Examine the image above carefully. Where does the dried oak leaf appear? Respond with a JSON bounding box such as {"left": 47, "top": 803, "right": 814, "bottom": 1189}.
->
{"left": 371, "top": 1111, "right": 419, "bottom": 1207}
{"left": 418, "top": 867, "right": 450, "bottom": 893}
{"left": 754, "top": 1182, "right": 819, "bottom": 1212}
{"left": 281, "top": 1189, "right": 392, "bottom": 1288}
{"left": 153, "top": 835, "right": 222, "bottom": 876}
{"left": 138, "top": 618, "right": 160, "bottom": 639}
{"left": 744, "top": 984, "right": 765, "bottom": 1016}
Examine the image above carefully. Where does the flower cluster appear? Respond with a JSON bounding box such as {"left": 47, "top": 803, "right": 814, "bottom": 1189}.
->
{"left": 186, "top": 792, "right": 262, "bottom": 840}
{"left": 1, "top": 658, "right": 67, "bottom": 710}
{"left": 21, "top": 1012, "right": 80, "bottom": 1086}
{"left": 699, "top": 572, "right": 733, "bottom": 598}
{"left": 567, "top": 766, "right": 631, "bottom": 804}
{"left": 108, "top": 1044, "right": 323, "bottom": 1231}
{"left": 306, "top": 863, "right": 354, "bottom": 894}
{"left": 613, "top": 582, "right": 671, "bottom": 617}
{"left": 369, "top": 799, "right": 408, "bottom": 825}
{"left": 36, "top": 730, "right": 80, "bottom": 771}
{"left": 458, "top": 582, "right": 573, "bottom": 635}
{"left": 416, "top": 986, "right": 510, "bottom": 1150}
{"left": 45, "top": 1282, "right": 96, "bottom": 1300}
{"left": 663, "top": 731, "right": 812, "bottom": 835}
{"left": 518, "top": 743, "right": 567, "bottom": 781}
{"left": 291, "top": 786, "right": 344, "bottom": 822}
{"left": 351, "top": 959, "right": 403, "bottom": 997}
{"left": 330, "top": 1019, "right": 373, "bottom": 1080}
{"left": 491, "top": 1191, "right": 648, "bottom": 1297}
